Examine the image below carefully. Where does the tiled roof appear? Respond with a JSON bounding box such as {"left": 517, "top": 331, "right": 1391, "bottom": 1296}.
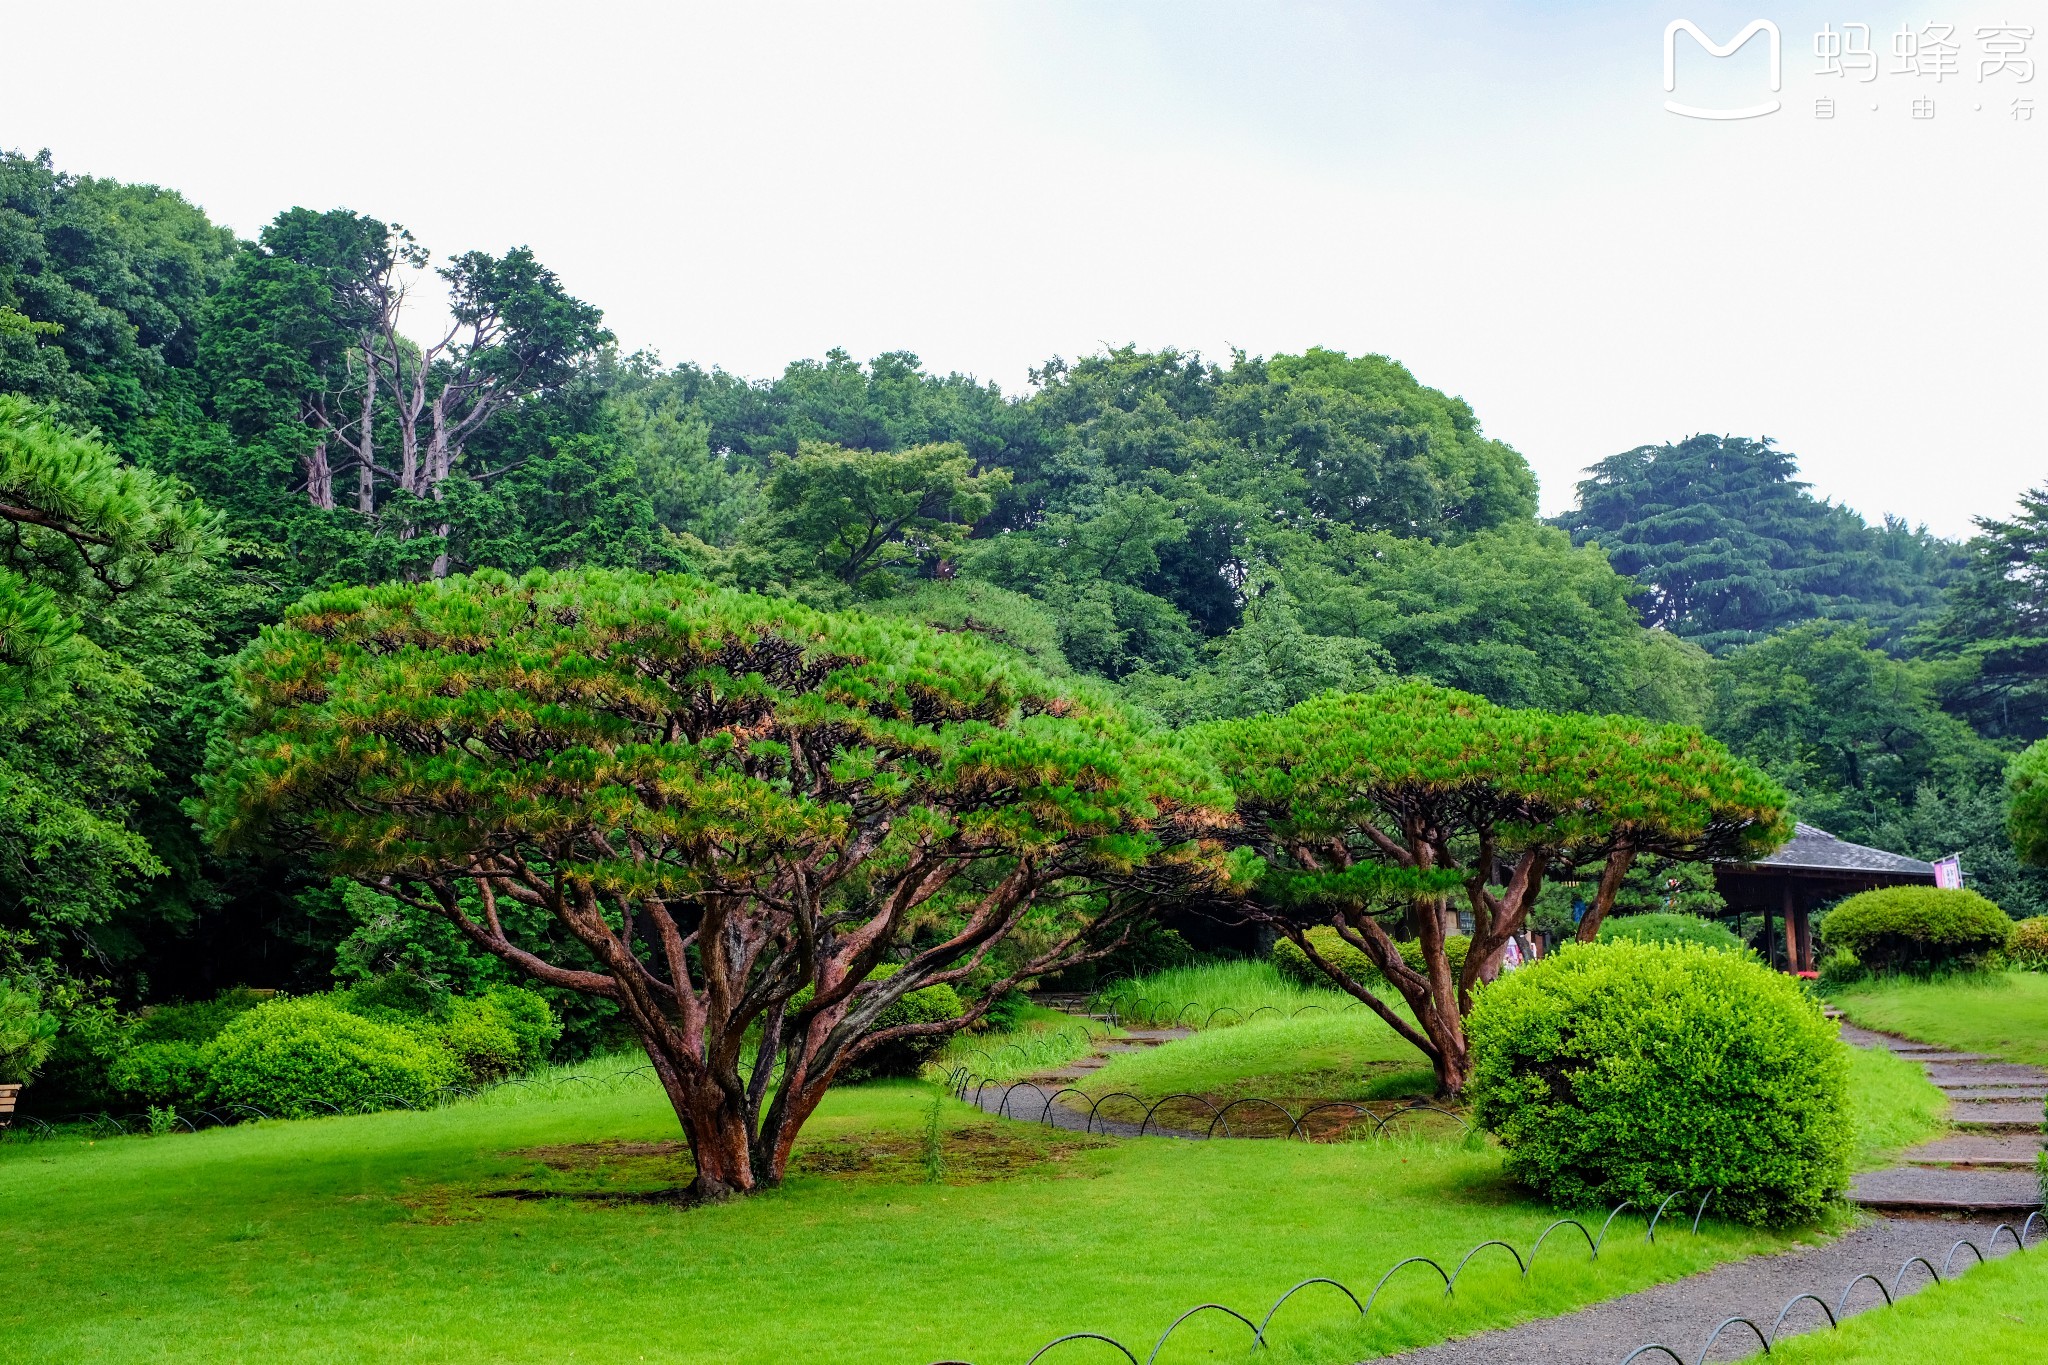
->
{"left": 1729, "top": 822, "right": 1936, "bottom": 878}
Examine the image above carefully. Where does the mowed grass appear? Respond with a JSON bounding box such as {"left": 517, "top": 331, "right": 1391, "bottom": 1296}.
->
{"left": 1843, "top": 1042, "right": 1951, "bottom": 1170}
{"left": 1830, "top": 970, "right": 2048, "bottom": 1067}
{"left": 1740, "top": 1245, "right": 2048, "bottom": 1362}
{"left": 1084, "top": 1010, "right": 1433, "bottom": 1102}
{"left": 0, "top": 1064, "right": 1809, "bottom": 1365}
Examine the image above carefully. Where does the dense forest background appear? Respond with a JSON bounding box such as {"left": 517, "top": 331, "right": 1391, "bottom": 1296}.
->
{"left": 8, "top": 145, "right": 2048, "bottom": 1049}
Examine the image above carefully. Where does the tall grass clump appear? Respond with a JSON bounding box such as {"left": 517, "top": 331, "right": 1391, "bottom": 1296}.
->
{"left": 1095, "top": 958, "right": 1357, "bottom": 1028}
{"left": 928, "top": 1007, "right": 1113, "bottom": 1083}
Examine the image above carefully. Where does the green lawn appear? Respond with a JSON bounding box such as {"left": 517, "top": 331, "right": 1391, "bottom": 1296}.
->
{"left": 1742, "top": 1242, "right": 2048, "bottom": 1361}
{"left": 1830, "top": 970, "right": 2048, "bottom": 1067}
{"left": 1843, "top": 1042, "right": 1950, "bottom": 1170}
{"left": 1085, "top": 1010, "right": 1431, "bottom": 1097}
{"left": 2, "top": 1058, "right": 1812, "bottom": 1365}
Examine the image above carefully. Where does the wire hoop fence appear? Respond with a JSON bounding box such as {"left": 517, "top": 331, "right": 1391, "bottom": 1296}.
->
{"left": 947, "top": 1064, "right": 1470, "bottom": 1143}
{"left": 927, "top": 1194, "right": 1718, "bottom": 1364}
{"left": 1615, "top": 1218, "right": 2041, "bottom": 1364}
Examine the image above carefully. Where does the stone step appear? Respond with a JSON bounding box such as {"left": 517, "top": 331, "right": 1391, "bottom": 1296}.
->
{"left": 1949, "top": 1102, "right": 2047, "bottom": 1130}
{"left": 1925, "top": 1063, "right": 2048, "bottom": 1085}
{"left": 1904, "top": 1133, "right": 2047, "bottom": 1169}
{"left": 1850, "top": 1166, "right": 2044, "bottom": 1215}
{"left": 1941, "top": 1086, "right": 2047, "bottom": 1104}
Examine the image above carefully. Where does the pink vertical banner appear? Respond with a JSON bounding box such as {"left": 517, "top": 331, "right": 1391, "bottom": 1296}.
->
{"left": 1932, "top": 856, "right": 1963, "bottom": 889}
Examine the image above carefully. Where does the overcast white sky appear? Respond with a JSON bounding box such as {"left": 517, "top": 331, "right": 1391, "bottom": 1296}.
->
{"left": 3, "top": 1, "right": 2042, "bottom": 535}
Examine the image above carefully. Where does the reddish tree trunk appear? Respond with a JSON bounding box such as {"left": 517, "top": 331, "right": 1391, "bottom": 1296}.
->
{"left": 1575, "top": 847, "right": 1636, "bottom": 942}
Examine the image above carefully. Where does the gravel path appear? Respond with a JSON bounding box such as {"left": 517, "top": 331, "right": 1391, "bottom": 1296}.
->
{"left": 1375, "top": 1215, "right": 2030, "bottom": 1364}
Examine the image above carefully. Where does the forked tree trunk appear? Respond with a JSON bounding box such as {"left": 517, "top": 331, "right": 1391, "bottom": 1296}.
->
{"left": 1575, "top": 847, "right": 1636, "bottom": 942}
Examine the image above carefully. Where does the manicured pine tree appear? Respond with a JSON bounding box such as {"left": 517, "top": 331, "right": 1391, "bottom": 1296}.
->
{"left": 197, "top": 568, "right": 1231, "bottom": 1197}
{"left": 1192, "top": 684, "right": 1787, "bottom": 1095}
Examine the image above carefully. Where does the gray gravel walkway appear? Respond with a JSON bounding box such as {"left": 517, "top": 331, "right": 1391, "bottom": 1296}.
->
{"left": 1376, "top": 1215, "right": 2031, "bottom": 1364}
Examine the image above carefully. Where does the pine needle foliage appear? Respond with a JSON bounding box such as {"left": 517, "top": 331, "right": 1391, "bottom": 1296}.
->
{"left": 197, "top": 568, "right": 1231, "bottom": 1195}
{"left": 1193, "top": 683, "right": 1788, "bottom": 1093}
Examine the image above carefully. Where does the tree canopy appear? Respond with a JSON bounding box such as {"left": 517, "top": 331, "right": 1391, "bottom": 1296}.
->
{"left": 4, "top": 141, "right": 2039, "bottom": 1113}
{"left": 1191, "top": 684, "right": 1788, "bottom": 1093}
{"left": 1561, "top": 434, "right": 1961, "bottom": 653}
{"left": 1916, "top": 484, "right": 2048, "bottom": 744}
{"left": 197, "top": 568, "right": 1232, "bottom": 1193}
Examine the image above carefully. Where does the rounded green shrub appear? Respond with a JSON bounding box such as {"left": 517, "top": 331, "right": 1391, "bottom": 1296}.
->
{"left": 2011, "top": 917, "right": 2048, "bottom": 971}
{"left": 440, "top": 999, "right": 522, "bottom": 1081}
{"left": 202, "top": 996, "right": 461, "bottom": 1117}
{"left": 109, "top": 1040, "right": 211, "bottom": 1106}
{"left": 1818, "top": 886, "right": 2014, "bottom": 974}
{"left": 1466, "top": 940, "right": 1852, "bottom": 1227}
{"left": 1596, "top": 913, "right": 1746, "bottom": 954}
{"left": 438, "top": 987, "right": 560, "bottom": 1080}
{"left": 1273, "top": 927, "right": 1378, "bottom": 987}
{"left": 477, "top": 985, "right": 561, "bottom": 1068}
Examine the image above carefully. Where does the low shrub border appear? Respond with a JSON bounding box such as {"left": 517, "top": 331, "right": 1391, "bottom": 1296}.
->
{"left": 1818, "top": 887, "right": 2014, "bottom": 975}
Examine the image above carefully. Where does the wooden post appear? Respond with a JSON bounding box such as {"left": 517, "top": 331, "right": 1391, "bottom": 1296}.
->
{"left": 1782, "top": 882, "right": 1800, "bottom": 973}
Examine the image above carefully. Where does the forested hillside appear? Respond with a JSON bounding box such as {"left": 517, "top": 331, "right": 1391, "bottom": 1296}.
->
{"left": 6, "top": 145, "right": 2045, "bottom": 1074}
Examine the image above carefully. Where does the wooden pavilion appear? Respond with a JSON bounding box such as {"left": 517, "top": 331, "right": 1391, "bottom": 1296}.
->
{"left": 1712, "top": 823, "right": 1937, "bottom": 973}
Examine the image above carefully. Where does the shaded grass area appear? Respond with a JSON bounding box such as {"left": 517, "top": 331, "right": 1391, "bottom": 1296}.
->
{"left": 1741, "top": 1244, "right": 2048, "bottom": 1362}
{"left": 929, "top": 1000, "right": 1115, "bottom": 1083}
{"left": 1080, "top": 1010, "right": 1440, "bottom": 1137}
{"left": 1843, "top": 1042, "right": 1950, "bottom": 1171}
{"left": 1096, "top": 958, "right": 1361, "bottom": 1028}
{"left": 1829, "top": 970, "right": 2048, "bottom": 1068}
{"left": 0, "top": 1065, "right": 1810, "bottom": 1365}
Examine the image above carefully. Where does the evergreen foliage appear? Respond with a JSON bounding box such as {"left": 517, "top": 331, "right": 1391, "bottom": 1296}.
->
{"left": 196, "top": 567, "right": 1231, "bottom": 1193}
{"left": 1466, "top": 940, "right": 1852, "bottom": 1226}
{"left": 1561, "top": 434, "right": 1961, "bottom": 652}
{"left": 1819, "top": 886, "right": 2014, "bottom": 974}
{"left": 1196, "top": 684, "right": 1787, "bottom": 1093}
{"left": 201, "top": 995, "right": 463, "bottom": 1117}
{"left": 1594, "top": 912, "right": 1746, "bottom": 953}
{"left": 1915, "top": 485, "right": 2048, "bottom": 744}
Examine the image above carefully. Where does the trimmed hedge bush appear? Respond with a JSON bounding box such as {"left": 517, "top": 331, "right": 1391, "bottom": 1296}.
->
{"left": 109, "top": 1040, "right": 211, "bottom": 1106}
{"left": 1819, "top": 886, "right": 2014, "bottom": 974}
{"left": 1596, "top": 913, "right": 1747, "bottom": 954}
{"left": 202, "top": 997, "right": 462, "bottom": 1117}
{"left": 2011, "top": 917, "right": 2048, "bottom": 971}
{"left": 440, "top": 987, "right": 561, "bottom": 1080}
{"left": 1272, "top": 927, "right": 1470, "bottom": 988}
{"left": 1466, "top": 940, "right": 1852, "bottom": 1227}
